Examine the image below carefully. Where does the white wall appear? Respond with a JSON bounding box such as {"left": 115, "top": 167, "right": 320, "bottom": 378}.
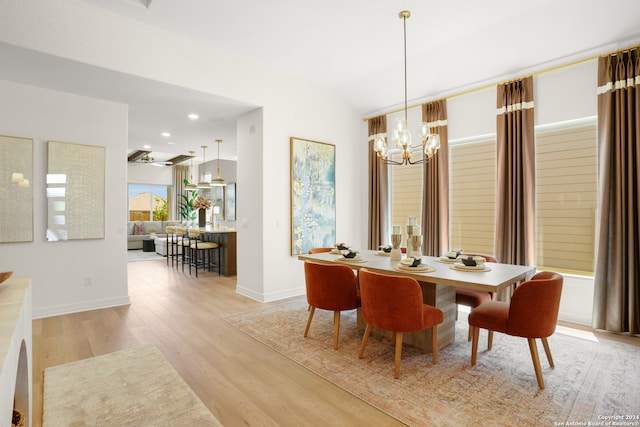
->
{"left": 0, "top": 79, "right": 129, "bottom": 318}
{"left": 0, "top": 0, "right": 363, "bottom": 305}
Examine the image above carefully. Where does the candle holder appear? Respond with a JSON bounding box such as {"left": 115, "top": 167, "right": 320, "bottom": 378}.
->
{"left": 390, "top": 233, "right": 402, "bottom": 261}
{"left": 411, "top": 234, "right": 423, "bottom": 259}
{"left": 406, "top": 224, "right": 414, "bottom": 258}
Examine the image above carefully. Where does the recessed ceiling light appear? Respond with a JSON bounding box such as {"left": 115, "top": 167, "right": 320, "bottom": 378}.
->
{"left": 167, "top": 141, "right": 176, "bottom": 145}
{"left": 161, "top": 132, "right": 171, "bottom": 137}
{"left": 143, "top": 145, "right": 151, "bottom": 149}
{"left": 188, "top": 114, "right": 199, "bottom": 120}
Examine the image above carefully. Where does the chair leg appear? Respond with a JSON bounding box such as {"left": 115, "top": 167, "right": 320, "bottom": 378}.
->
{"left": 541, "top": 337, "right": 555, "bottom": 368}
{"left": 471, "top": 326, "right": 480, "bottom": 366}
{"left": 468, "top": 325, "right": 472, "bottom": 341}
{"left": 304, "top": 306, "right": 315, "bottom": 337}
{"left": 394, "top": 332, "right": 404, "bottom": 379}
{"left": 488, "top": 330, "right": 493, "bottom": 350}
{"left": 333, "top": 311, "right": 340, "bottom": 350}
{"left": 358, "top": 324, "right": 372, "bottom": 359}
{"left": 527, "top": 338, "right": 545, "bottom": 389}
{"left": 432, "top": 325, "right": 438, "bottom": 364}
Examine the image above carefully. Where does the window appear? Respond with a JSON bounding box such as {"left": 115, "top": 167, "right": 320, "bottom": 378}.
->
{"left": 449, "top": 137, "right": 497, "bottom": 255}
{"left": 128, "top": 184, "right": 171, "bottom": 221}
{"left": 535, "top": 120, "right": 597, "bottom": 275}
{"left": 390, "top": 156, "right": 422, "bottom": 240}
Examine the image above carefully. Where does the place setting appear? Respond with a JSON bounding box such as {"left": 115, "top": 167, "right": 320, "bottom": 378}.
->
{"left": 436, "top": 249, "right": 462, "bottom": 264}
{"left": 450, "top": 255, "right": 491, "bottom": 272}
{"left": 334, "top": 248, "right": 367, "bottom": 263}
{"left": 394, "top": 256, "right": 436, "bottom": 273}
{"left": 329, "top": 242, "right": 349, "bottom": 255}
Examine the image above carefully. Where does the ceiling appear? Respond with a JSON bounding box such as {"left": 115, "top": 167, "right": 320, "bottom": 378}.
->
{"left": 2, "top": 0, "right": 640, "bottom": 163}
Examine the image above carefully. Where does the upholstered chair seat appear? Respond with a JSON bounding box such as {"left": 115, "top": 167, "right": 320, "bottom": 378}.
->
{"left": 468, "top": 271, "right": 563, "bottom": 389}
{"left": 303, "top": 261, "right": 361, "bottom": 350}
{"left": 455, "top": 254, "right": 498, "bottom": 343}
{"left": 357, "top": 268, "right": 444, "bottom": 379}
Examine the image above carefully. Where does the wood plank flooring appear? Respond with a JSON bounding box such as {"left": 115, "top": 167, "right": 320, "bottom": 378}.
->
{"left": 32, "top": 260, "right": 639, "bottom": 426}
{"left": 32, "top": 260, "right": 403, "bottom": 427}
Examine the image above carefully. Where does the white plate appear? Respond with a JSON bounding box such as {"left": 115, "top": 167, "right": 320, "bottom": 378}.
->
{"left": 375, "top": 251, "right": 391, "bottom": 257}
{"left": 394, "top": 264, "right": 436, "bottom": 273}
{"left": 329, "top": 249, "right": 342, "bottom": 255}
{"left": 450, "top": 262, "right": 491, "bottom": 272}
{"left": 336, "top": 256, "right": 367, "bottom": 263}
{"left": 437, "top": 256, "right": 458, "bottom": 264}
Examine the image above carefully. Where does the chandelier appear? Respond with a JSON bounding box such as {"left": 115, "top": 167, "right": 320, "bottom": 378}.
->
{"left": 373, "top": 10, "right": 441, "bottom": 165}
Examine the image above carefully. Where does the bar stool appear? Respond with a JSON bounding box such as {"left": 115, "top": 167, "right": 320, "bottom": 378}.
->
{"left": 165, "top": 226, "right": 179, "bottom": 267}
{"left": 187, "top": 230, "right": 221, "bottom": 277}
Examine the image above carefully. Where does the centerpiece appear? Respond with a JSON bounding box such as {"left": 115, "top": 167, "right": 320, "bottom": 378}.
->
{"left": 193, "top": 195, "right": 211, "bottom": 227}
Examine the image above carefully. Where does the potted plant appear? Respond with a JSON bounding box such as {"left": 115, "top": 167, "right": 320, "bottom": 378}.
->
{"left": 178, "top": 179, "right": 198, "bottom": 221}
{"left": 193, "top": 195, "right": 211, "bottom": 227}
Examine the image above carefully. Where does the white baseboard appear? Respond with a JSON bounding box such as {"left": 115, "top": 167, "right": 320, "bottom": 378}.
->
{"left": 236, "top": 285, "right": 305, "bottom": 303}
{"left": 33, "top": 296, "right": 131, "bottom": 319}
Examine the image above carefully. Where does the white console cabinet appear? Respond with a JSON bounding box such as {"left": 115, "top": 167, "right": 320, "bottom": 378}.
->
{"left": 0, "top": 276, "right": 32, "bottom": 427}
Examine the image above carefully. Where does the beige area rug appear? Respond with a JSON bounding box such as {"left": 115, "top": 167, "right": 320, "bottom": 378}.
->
{"left": 43, "top": 345, "right": 222, "bottom": 426}
{"left": 127, "top": 250, "right": 165, "bottom": 262}
{"left": 224, "top": 297, "right": 640, "bottom": 427}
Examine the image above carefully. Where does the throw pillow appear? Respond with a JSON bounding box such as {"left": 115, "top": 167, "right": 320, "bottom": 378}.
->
{"left": 133, "top": 222, "right": 145, "bottom": 235}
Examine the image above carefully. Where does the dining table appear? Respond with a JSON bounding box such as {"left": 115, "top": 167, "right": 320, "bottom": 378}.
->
{"left": 298, "top": 249, "right": 536, "bottom": 351}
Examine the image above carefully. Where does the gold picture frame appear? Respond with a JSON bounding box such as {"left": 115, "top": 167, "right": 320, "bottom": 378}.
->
{"left": 290, "top": 137, "right": 336, "bottom": 255}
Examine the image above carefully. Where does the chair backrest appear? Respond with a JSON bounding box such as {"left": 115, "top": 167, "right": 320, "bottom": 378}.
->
{"left": 507, "top": 271, "right": 563, "bottom": 338}
{"left": 308, "top": 247, "right": 333, "bottom": 254}
{"left": 358, "top": 268, "right": 425, "bottom": 332}
{"left": 304, "top": 261, "right": 359, "bottom": 311}
{"left": 462, "top": 253, "right": 498, "bottom": 263}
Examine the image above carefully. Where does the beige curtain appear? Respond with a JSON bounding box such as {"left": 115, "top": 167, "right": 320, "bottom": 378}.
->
{"left": 368, "top": 115, "right": 389, "bottom": 250}
{"left": 173, "top": 165, "right": 189, "bottom": 220}
{"left": 495, "top": 77, "right": 535, "bottom": 300}
{"left": 421, "top": 99, "right": 449, "bottom": 256}
{"left": 593, "top": 47, "right": 640, "bottom": 335}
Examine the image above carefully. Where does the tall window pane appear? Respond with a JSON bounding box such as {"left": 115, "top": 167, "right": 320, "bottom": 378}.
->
{"left": 390, "top": 158, "right": 422, "bottom": 243}
{"left": 535, "top": 121, "right": 597, "bottom": 275}
{"left": 449, "top": 138, "right": 497, "bottom": 255}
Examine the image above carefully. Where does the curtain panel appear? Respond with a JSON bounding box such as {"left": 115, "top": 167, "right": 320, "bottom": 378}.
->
{"left": 495, "top": 77, "right": 535, "bottom": 300}
{"left": 421, "top": 99, "right": 449, "bottom": 256}
{"left": 173, "top": 165, "right": 189, "bottom": 220}
{"left": 593, "top": 47, "right": 640, "bottom": 335}
{"left": 368, "top": 115, "right": 389, "bottom": 250}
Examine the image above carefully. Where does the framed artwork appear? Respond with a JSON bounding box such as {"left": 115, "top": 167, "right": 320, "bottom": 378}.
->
{"left": 225, "top": 182, "right": 236, "bottom": 221}
{"left": 0, "top": 135, "right": 33, "bottom": 243}
{"left": 46, "top": 141, "right": 106, "bottom": 241}
{"left": 290, "top": 137, "right": 336, "bottom": 255}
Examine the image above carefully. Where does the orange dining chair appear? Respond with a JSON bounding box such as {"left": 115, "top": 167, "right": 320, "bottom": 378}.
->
{"left": 357, "top": 268, "right": 444, "bottom": 379}
{"left": 455, "top": 254, "right": 498, "bottom": 344}
{"left": 308, "top": 247, "right": 333, "bottom": 254}
{"left": 468, "top": 271, "right": 563, "bottom": 389}
{"left": 303, "top": 261, "right": 361, "bottom": 350}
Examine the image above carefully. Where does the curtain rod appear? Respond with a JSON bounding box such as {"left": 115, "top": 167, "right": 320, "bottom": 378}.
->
{"left": 362, "top": 43, "right": 638, "bottom": 122}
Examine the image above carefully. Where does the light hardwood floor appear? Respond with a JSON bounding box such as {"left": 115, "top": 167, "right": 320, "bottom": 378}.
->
{"left": 32, "top": 259, "right": 404, "bottom": 427}
{"left": 32, "top": 260, "right": 639, "bottom": 426}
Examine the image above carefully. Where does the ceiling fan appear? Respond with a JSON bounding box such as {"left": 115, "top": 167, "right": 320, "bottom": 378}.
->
{"left": 128, "top": 150, "right": 173, "bottom": 167}
{"left": 135, "top": 154, "right": 173, "bottom": 167}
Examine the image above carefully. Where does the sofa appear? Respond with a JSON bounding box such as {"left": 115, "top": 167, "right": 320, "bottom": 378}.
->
{"left": 127, "top": 220, "right": 179, "bottom": 250}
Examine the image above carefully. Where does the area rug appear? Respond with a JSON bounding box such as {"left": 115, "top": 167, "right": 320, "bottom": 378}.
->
{"left": 223, "top": 297, "right": 640, "bottom": 427}
{"left": 127, "top": 250, "right": 165, "bottom": 262}
{"left": 43, "top": 345, "right": 222, "bottom": 426}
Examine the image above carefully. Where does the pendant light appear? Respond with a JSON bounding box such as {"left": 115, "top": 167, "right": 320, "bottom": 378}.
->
{"left": 184, "top": 150, "right": 197, "bottom": 191}
{"left": 196, "top": 145, "right": 211, "bottom": 188}
{"left": 210, "top": 139, "right": 226, "bottom": 187}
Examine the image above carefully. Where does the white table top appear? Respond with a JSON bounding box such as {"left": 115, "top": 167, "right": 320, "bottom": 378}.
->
{"left": 298, "top": 250, "right": 536, "bottom": 293}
